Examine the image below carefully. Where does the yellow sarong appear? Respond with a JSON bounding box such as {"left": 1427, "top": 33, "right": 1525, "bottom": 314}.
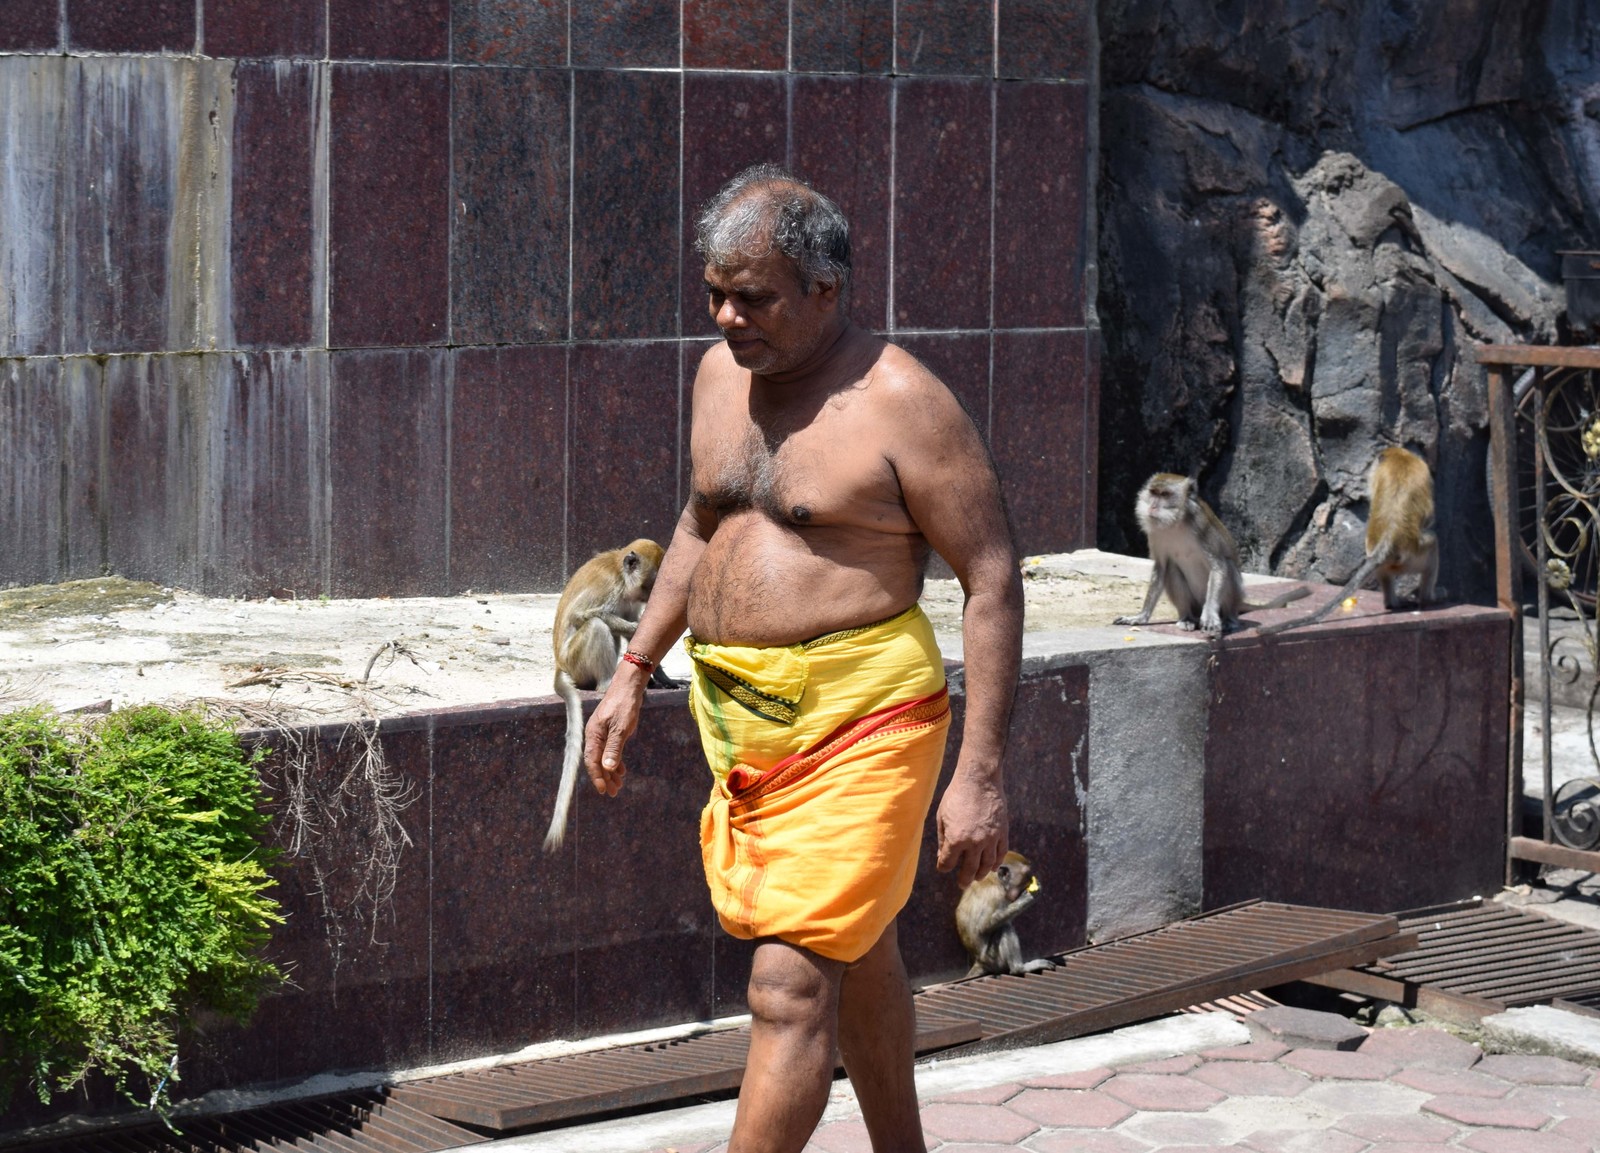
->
{"left": 689, "top": 605, "right": 951, "bottom": 963}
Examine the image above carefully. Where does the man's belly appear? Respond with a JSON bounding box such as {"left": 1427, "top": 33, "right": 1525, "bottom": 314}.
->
{"left": 687, "top": 513, "right": 925, "bottom": 646}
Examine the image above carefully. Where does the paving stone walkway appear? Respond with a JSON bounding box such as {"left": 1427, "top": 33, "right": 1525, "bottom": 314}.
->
{"left": 612, "top": 1019, "right": 1600, "bottom": 1153}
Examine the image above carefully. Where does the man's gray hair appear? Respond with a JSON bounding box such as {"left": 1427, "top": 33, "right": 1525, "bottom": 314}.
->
{"left": 694, "top": 163, "right": 852, "bottom": 294}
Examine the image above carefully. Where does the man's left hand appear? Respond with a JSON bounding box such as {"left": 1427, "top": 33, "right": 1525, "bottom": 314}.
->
{"left": 935, "top": 772, "right": 1008, "bottom": 888}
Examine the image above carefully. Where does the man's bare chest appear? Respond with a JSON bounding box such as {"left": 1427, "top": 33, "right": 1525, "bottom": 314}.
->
{"left": 696, "top": 416, "right": 899, "bottom": 529}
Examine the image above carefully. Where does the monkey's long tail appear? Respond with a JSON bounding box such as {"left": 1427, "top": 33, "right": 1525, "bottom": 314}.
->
{"left": 544, "top": 675, "right": 584, "bottom": 852}
{"left": 1255, "top": 553, "right": 1382, "bottom": 638}
{"left": 1241, "top": 586, "right": 1311, "bottom": 612}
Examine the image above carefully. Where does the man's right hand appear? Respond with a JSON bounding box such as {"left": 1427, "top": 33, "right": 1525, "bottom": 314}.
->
{"left": 583, "top": 666, "right": 650, "bottom": 796}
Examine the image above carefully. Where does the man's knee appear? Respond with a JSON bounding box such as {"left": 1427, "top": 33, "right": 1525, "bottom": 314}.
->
{"left": 747, "top": 942, "right": 841, "bottom": 1031}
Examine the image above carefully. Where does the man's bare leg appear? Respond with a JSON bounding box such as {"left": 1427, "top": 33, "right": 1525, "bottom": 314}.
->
{"left": 838, "top": 921, "right": 925, "bottom": 1151}
{"left": 728, "top": 940, "right": 845, "bottom": 1153}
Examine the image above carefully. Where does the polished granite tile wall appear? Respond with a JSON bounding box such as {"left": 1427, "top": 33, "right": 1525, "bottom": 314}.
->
{"left": 1202, "top": 600, "right": 1512, "bottom": 914}
{"left": 0, "top": 1, "right": 1097, "bottom": 596}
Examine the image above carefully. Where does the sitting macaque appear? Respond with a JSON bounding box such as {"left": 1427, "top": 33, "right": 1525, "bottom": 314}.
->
{"left": 956, "top": 851, "right": 1058, "bottom": 977}
{"left": 1115, "top": 473, "right": 1307, "bottom": 635}
{"left": 546, "top": 539, "right": 676, "bottom": 852}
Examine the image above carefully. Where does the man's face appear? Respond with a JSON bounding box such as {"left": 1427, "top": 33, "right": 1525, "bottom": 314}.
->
{"left": 704, "top": 247, "right": 836, "bottom": 377}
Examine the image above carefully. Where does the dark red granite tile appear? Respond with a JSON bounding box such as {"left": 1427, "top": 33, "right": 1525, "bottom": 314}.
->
{"left": 1204, "top": 613, "right": 1511, "bottom": 913}
{"left": 68, "top": 0, "right": 193, "bottom": 52}
{"left": 66, "top": 59, "right": 183, "bottom": 354}
{"left": 0, "top": 0, "right": 58, "bottom": 50}
{"left": 207, "top": 724, "right": 438, "bottom": 1082}
{"left": 231, "top": 61, "right": 315, "bottom": 348}
{"left": 429, "top": 711, "right": 579, "bottom": 1050}
{"left": 892, "top": 78, "right": 992, "bottom": 332}
{"left": 329, "top": 64, "right": 450, "bottom": 348}
{"left": 791, "top": 0, "right": 891, "bottom": 74}
{"left": 102, "top": 356, "right": 203, "bottom": 587}
{"left": 890, "top": 332, "right": 990, "bottom": 443}
{"left": 574, "top": 691, "right": 718, "bottom": 1033}
{"left": 682, "top": 72, "right": 787, "bottom": 331}
{"left": 452, "top": 0, "right": 566, "bottom": 65}
{"left": 328, "top": 349, "right": 449, "bottom": 596}
{"left": 570, "top": 0, "right": 677, "bottom": 67}
{"left": 204, "top": 0, "right": 324, "bottom": 57}
{"left": 571, "top": 69, "right": 680, "bottom": 340}
{"left": 713, "top": 933, "right": 760, "bottom": 1018}
{"left": 450, "top": 345, "right": 567, "bottom": 593}
{"left": 329, "top": 0, "right": 447, "bottom": 60}
{"left": 203, "top": 351, "right": 328, "bottom": 598}
{"left": 999, "top": 0, "right": 1092, "bottom": 80}
{"left": 791, "top": 75, "right": 892, "bottom": 332}
{"left": 452, "top": 66, "right": 570, "bottom": 346}
{"left": 895, "top": 0, "right": 992, "bottom": 76}
{"left": 0, "top": 358, "right": 65, "bottom": 585}
{"left": 684, "top": 0, "right": 786, "bottom": 70}
{"left": 996, "top": 82, "right": 1088, "bottom": 329}
{"left": 679, "top": 337, "right": 717, "bottom": 505}
{"left": 900, "top": 667, "right": 1089, "bottom": 982}
{"left": 992, "top": 329, "right": 1092, "bottom": 553}
{"left": 897, "top": 685, "right": 966, "bottom": 980}
{"left": 1000, "top": 666, "right": 1090, "bottom": 957}
{"left": 567, "top": 342, "right": 683, "bottom": 565}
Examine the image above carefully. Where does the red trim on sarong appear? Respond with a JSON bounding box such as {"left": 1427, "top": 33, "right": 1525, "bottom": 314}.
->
{"left": 724, "top": 686, "right": 951, "bottom": 806}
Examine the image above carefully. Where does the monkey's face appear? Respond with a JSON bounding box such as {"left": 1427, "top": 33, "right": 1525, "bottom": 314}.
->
{"left": 994, "top": 854, "right": 1038, "bottom": 903}
{"left": 704, "top": 249, "right": 839, "bottom": 378}
{"left": 1135, "top": 474, "right": 1194, "bottom": 532}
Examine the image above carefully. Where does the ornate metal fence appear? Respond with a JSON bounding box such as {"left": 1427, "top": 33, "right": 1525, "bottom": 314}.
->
{"left": 1482, "top": 344, "right": 1600, "bottom": 876}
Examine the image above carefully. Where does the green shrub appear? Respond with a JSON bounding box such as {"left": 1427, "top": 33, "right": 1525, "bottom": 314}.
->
{"left": 0, "top": 706, "right": 283, "bottom": 1113}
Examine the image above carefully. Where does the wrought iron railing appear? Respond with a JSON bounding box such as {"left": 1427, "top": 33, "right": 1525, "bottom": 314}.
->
{"left": 1481, "top": 344, "right": 1600, "bottom": 876}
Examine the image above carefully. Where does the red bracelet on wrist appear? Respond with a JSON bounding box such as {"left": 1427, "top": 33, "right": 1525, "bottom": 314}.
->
{"left": 621, "top": 649, "right": 655, "bottom": 671}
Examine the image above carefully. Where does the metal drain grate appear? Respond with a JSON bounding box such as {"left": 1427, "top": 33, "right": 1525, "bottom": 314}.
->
{"left": 915, "top": 900, "right": 1408, "bottom": 1055}
{"left": 5, "top": 1087, "right": 488, "bottom": 1153}
{"left": 390, "top": 1006, "right": 982, "bottom": 1131}
{"left": 1312, "top": 898, "right": 1600, "bottom": 1019}
{"left": 393, "top": 900, "right": 1407, "bottom": 1134}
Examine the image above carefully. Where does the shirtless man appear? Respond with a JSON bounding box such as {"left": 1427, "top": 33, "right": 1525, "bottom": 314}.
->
{"left": 583, "top": 164, "right": 1023, "bottom": 1153}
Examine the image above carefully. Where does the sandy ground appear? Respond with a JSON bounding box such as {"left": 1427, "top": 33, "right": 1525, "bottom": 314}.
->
{"left": 0, "top": 550, "right": 1162, "bottom": 724}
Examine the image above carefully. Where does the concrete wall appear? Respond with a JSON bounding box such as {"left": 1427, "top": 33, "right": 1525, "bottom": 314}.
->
{"left": 0, "top": 2, "right": 1098, "bottom": 597}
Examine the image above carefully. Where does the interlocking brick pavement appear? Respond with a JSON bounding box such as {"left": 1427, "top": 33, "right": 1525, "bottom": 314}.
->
{"left": 601, "top": 1014, "right": 1600, "bottom": 1153}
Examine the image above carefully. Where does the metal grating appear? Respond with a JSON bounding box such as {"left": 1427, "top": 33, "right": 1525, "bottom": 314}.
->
{"left": 1312, "top": 898, "right": 1600, "bottom": 1019}
{"left": 4, "top": 1088, "right": 488, "bottom": 1153}
{"left": 394, "top": 900, "right": 1407, "bottom": 1133}
{"left": 916, "top": 900, "right": 1408, "bottom": 1056}
{"left": 390, "top": 1006, "right": 982, "bottom": 1131}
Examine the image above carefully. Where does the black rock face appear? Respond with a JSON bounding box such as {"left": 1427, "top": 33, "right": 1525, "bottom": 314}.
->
{"left": 1097, "top": 0, "right": 1600, "bottom": 603}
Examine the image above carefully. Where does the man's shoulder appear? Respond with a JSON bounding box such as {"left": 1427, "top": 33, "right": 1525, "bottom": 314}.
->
{"left": 692, "top": 341, "right": 745, "bottom": 397}
{"left": 865, "top": 340, "right": 960, "bottom": 410}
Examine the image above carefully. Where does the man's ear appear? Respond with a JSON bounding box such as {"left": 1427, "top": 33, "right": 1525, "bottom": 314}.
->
{"left": 813, "top": 278, "right": 841, "bottom": 310}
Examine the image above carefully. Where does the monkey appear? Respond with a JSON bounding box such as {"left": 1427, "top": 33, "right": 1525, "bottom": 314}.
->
{"left": 546, "top": 539, "right": 676, "bottom": 852}
{"left": 1113, "top": 473, "right": 1309, "bottom": 635}
{"left": 1257, "top": 446, "right": 1439, "bottom": 638}
{"left": 956, "top": 851, "right": 1058, "bottom": 978}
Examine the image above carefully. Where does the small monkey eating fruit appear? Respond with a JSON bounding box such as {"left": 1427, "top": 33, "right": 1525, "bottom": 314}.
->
{"left": 547, "top": 539, "right": 676, "bottom": 852}
{"left": 1115, "top": 473, "right": 1308, "bottom": 635}
{"left": 956, "top": 851, "right": 1057, "bottom": 977}
{"left": 1258, "top": 446, "right": 1439, "bottom": 638}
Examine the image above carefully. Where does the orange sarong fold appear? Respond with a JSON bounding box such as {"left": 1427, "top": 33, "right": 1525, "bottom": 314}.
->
{"left": 689, "top": 605, "right": 951, "bottom": 963}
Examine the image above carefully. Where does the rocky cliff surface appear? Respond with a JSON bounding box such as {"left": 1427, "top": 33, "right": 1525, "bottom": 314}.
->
{"left": 1097, "top": 0, "right": 1600, "bottom": 602}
